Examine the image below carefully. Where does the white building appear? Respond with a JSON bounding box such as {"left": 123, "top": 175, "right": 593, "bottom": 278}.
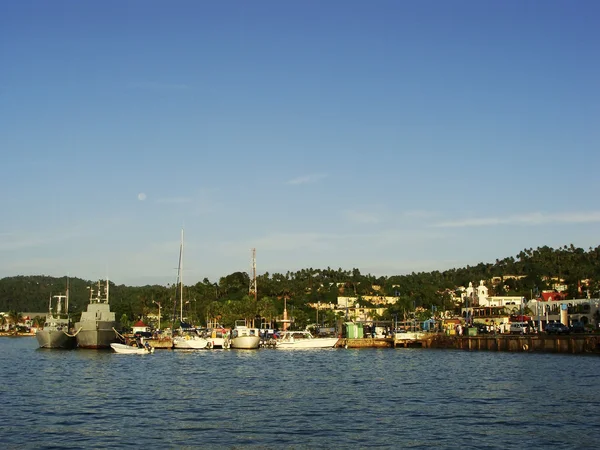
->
{"left": 528, "top": 298, "right": 600, "bottom": 328}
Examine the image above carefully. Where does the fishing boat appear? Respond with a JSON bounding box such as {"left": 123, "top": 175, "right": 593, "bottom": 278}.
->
{"left": 110, "top": 342, "right": 154, "bottom": 354}
{"left": 75, "top": 279, "right": 120, "bottom": 349}
{"left": 36, "top": 288, "right": 77, "bottom": 349}
{"left": 276, "top": 330, "right": 339, "bottom": 349}
{"left": 229, "top": 320, "right": 260, "bottom": 349}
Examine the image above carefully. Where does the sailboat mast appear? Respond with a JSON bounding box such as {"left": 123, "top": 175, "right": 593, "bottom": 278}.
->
{"left": 66, "top": 276, "right": 69, "bottom": 313}
{"left": 249, "top": 248, "right": 257, "bottom": 302}
{"left": 180, "top": 228, "right": 184, "bottom": 322}
{"left": 249, "top": 248, "right": 257, "bottom": 327}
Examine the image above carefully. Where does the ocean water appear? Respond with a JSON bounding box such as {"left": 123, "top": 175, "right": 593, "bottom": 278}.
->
{"left": 1, "top": 337, "right": 598, "bottom": 449}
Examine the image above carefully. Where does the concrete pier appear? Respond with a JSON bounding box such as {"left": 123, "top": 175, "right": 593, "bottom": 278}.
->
{"left": 337, "top": 334, "right": 600, "bottom": 354}
{"left": 426, "top": 334, "right": 600, "bottom": 354}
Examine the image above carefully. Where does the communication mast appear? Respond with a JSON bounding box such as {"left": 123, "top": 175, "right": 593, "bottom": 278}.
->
{"left": 249, "top": 248, "right": 257, "bottom": 301}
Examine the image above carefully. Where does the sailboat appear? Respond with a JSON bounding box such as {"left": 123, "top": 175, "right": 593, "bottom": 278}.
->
{"left": 36, "top": 279, "right": 77, "bottom": 349}
{"left": 172, "top": 229, "right": 210, "bottom": 350}
{"left": 229, "top": 248, "right": 260, "bottom": 349}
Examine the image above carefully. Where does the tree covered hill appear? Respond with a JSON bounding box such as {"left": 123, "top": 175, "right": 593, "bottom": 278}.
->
{"left": 1, "top": 244, "right": 599, "bottom": 327}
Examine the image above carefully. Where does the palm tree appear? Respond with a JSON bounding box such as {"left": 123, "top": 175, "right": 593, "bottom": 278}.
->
{"left": 256, "top": 296, "right": 277, "bottom": 326}
{"left": 8, "top": 311, "right": 21, "bottom": 330}
{"left": 33, "top": 316, "right": 45, "bottom": 329}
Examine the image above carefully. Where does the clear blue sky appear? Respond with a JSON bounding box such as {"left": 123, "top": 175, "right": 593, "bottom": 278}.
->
{"left": 1, "top": 1, "right": 599, "bottom": 286}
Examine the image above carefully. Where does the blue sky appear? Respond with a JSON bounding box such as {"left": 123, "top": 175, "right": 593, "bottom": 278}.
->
{"left": 1, "top": 1, "right": 599, "bottom": 286}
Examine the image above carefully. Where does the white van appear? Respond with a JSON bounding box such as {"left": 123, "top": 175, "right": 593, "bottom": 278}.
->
{"left": 509, "top": 322, "right": 530, "bottom": 334}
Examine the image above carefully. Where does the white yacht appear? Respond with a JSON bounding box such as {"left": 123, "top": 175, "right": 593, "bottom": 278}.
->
{"left": 276, "top": 330, "right": 339, "bottom": 349}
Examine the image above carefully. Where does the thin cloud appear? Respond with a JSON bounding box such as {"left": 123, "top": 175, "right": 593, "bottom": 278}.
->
{"left": 230, "top": 232, "right": 335, "bottom": 253}
{"left": 402, "top": 210, "right": 439, "bottom": 219}
{"left": 343, "top": 209, "right": 381, "bottom": 224}
{"left": 219, "top": 228, "right": 446, "bottom": 256}
{"left": 128, "top": 81, "right": 189, "bottom": 90}
{"left": 0, "top": 257, "right": 68, "bottom": 273}
{"left": 0, "top": 219, "right": 124, "bottom": 251}
{"left": 432, "top": 211, "right": 600, "bottom": 228}
{"left": 0, "top": 232, "right": 47, "bottom": 251}
{"left": 156, "top": 197, "right": 193, "bottom": 204}
{"left": 286, "top": 173, "right": 327, "bottom": 185}
{"left": 361, "top": 258, "right": 463, "bottom": 276}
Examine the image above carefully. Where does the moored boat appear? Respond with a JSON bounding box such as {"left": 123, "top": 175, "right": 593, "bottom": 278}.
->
{"left": 36, "top": 294, "right": 77, "bottom": 349}
{"left": 170, "top": 229, "right": 211, "bottom": 350}
{"left": 110, "top": 342, "right": 154, "bottom": 354}
{"left": 172, "top": 328, "right": 210, "bottom": 349}
{"left": 276, "top": 330, "right": 339, "bottom": 349}
{"left": 75, "top": 279, "right": 120, "bottom": 349}
{"left": 229, "top": 320, "right": 260, "bottom": 349}
{"left": 204, "top": 323, "right": 230, "bottom": 349}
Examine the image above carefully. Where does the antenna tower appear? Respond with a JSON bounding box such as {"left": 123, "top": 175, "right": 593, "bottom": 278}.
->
{"left": 249, "top": 248, "right": 257, "bottom": 301}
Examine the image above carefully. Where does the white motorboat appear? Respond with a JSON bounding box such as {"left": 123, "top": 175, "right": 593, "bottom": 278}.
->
{"left": 276, "top": 330, "right": 339, "bottom": 349}
{"left": 173, "top": 332, "right": 210, "bottom": 349}
{"left": 110, "top": 342, "right": 154, "bottom": 354}
{"left": 229, "top": 321, "right": 260, "bottom": 349}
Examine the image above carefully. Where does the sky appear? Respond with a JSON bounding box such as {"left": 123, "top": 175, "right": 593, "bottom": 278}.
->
{"left": 1, "top": 1, "right": 599, "bottom": 286}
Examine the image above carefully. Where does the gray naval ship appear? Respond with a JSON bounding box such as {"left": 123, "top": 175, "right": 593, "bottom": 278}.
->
{"left": 36, "top": 293, "right": 77, "bottom": 349}
{"left": 75, "top": 279, "right": 120, "bottom": 349}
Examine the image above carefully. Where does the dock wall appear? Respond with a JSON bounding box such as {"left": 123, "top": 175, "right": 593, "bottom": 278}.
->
{"left": 338, "top": 334, "right": 600, "bottom": 354}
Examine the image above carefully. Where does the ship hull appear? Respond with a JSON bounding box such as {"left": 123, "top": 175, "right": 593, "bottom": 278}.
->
{"left": 230, "top": 335, "right": 260, "bottom": 349}
{"left": 75, "top": 322, "right": 119, "bottom": 349}
{"left": 36, "top": 330, "right": 77, "bottom": 349}
{"left": 173, "top": 336, "right": 209, "bottom": 349}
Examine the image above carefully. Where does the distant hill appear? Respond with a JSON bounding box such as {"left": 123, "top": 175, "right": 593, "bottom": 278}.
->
{"left": 1, "top": 244, "right": 599, "bottom": 326}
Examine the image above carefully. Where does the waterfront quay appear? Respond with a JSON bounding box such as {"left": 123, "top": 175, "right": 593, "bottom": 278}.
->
{"left": 339, "top": 333, "right": 600, "bottom": 354}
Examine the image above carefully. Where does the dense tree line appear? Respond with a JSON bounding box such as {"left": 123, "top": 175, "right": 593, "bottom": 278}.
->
{"left": 1, "top": 244, "right": 599, "bottom": 329}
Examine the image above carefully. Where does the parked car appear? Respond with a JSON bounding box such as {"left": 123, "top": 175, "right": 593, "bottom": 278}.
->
{"left": 509, "top": 322, "right": 530, "bottom": 334}
{"left": 476, "top": 325, "right": 490, "bottom": 334}
{"left": 570, "top": 321, "right": 586, "bottom": 333}
{"left": 545, "top": 322, "right": 570, "bottom": 335}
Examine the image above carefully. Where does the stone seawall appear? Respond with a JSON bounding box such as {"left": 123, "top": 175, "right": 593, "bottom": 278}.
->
{"left": 427, "top": 334, "right": 600, "bottom": 354}
{"left": 338, "top": 334, "right": 600, "bottom": 354}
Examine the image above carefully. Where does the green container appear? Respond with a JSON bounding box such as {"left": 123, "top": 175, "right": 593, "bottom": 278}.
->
{"left": 345, "top": 322, "right": 356, "bottom": 339}
{"left": 345, "top": 322, "right": 364, "bottom": 339}
{"left": 356, "top": 322, "right": 364, "bottom": 339}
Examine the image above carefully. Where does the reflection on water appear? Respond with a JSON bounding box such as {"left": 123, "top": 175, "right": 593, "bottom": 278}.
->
{"left": 1, "top": 338, "right": 599, "bottom": 449}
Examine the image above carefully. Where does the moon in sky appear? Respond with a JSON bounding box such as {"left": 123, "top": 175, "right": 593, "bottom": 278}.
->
{"left": 137, "top": 192, "right": 147, "bottom": 201}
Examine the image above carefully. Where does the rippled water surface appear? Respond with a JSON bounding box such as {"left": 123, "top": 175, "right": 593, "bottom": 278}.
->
{"left": 1, "top": 338, "right": 599, "bottom": 449}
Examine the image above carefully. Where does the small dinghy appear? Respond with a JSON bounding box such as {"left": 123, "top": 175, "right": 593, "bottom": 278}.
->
{"left": 110, "top": 342, "right": 154, "bottom": 354}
